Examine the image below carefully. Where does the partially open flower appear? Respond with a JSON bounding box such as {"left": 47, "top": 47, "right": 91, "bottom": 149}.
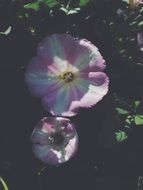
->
{"left": 25, "top": 34, "right": 109, "bottom": 116}
{"left": 31, "top": 117, "right": 78, "bottom": 165}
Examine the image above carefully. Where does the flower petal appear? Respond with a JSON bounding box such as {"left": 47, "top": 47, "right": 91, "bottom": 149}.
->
{"left": 37, "top": 34, "right": 76, "bottom": 72}
{"left": 66, "top": 72, "right": 109, "bottom": 112}
{"left": 78, "top": 72, "right": 109, "bottom": 108}
{"left": 38, "top": 34, "right": 66, "bottom": 60}
{"left": 42, "top": 72, "right": 108, "bottom": 116}
{"left": 42, "top": 80, "right": 87, "bottom": 116}
{"left": 65, "top": 137, "right": 78, "bottom": 159}
{"left": 25, "top": 56, "right": 63, "bottom": 97}
{"left": 70, "top": 39, "right": 106, "bottom": 72}
{"left": 37, "top": 34, "right": 105, "bottom": 73}
{"left": 42, "top": 84, "right": 76, "bottom": 116}
{"left": 33, "top": 144, "right": 59, "bottom": 165}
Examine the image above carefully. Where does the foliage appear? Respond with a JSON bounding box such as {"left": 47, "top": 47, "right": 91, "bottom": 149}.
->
{"left": 0, "top": 26, "right": 11, "bottom": 36}
{"left": 114, "top": 94, "right": 143, "bottom": 143}
{"left": 0, "top": 177, "right": 9, "bottom": 190}
{"left": 24, "top": 2, "right": 40, "bottom": 11}
{"left": 43, "top": 0, "right": 59, "bottom": 8}
{"left": 24, "top": 0, "right": 59, "bottom": 10}
{"left": 60, "top": 6, "right": 80, "bottom": 15}
{"left": 115, "top": 96, "right": 143, "bottom": 126}
{"left": 23, "top": 0, "right": 89, "bottom": 16}
{"left": 79, "top": 0, "right": 90, "bottom": 6}
{"left": 138, "top": 176, "right": 143, "bottom": 190}
{"left": 115, "top": 130, "right": 128, "bottom": 142}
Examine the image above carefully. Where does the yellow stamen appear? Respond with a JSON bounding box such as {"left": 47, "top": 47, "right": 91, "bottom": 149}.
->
{"left": 59, "top": 72, "right": 74, "bottom": 83}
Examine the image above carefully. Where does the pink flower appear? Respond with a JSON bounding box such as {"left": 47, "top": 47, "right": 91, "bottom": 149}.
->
{"left": 25, "top": 34, "right": 109, "bottom": 116}
{"left": 31, "top": 117, "right": 78, "bottom": 165}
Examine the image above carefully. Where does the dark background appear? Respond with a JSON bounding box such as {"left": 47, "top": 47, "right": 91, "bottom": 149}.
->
{"left": 0, "top": 0, "right": 143, "bottom": 189}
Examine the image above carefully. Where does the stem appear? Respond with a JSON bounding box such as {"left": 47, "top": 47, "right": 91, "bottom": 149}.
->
{"left": 129, "top": 0, "right": 137, "bottom": 9}
{"left": 38, "top": 166, "right": 47, "bottom": 176}
{"left": 37, "top": 166, "right": 48, "bottom": 190}
{"left": 65, "top": 1, "right": 72, "bottom": 34}
{"left": 66, "top": 0, "right": 72, "bottom": 9}
{"left": 0, "top": 177, "right": 9, "bottom": 190}
{"left": 38, "top": 174, "right": 42, "bottom": 190}
{"left": 66, "top": 15, "right": 70, "bottom": 34}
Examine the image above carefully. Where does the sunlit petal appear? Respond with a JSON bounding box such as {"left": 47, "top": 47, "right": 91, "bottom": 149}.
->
{"left": 25, "top": 34, "right": 109, "bottom": 116}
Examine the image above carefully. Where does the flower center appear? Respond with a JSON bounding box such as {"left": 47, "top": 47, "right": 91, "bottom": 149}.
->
{"left": 49, "top": 133, "right": 64, "bottom": 145}
{"left": 60, "top": 72, "right": 74, "bottom": 83}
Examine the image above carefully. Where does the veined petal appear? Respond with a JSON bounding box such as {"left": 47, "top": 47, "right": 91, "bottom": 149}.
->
{"left": 37, "top": 34, "right": 105, "bottom": 73}
{"left": 33, "top": 144, "right": 59, "bottom": 165}
{"left": 38, "top": 34, "right": 66, "bottom": 60}
{"left": 42, "top": 84, "right": 75, "bottom": 116}
{"left": 65, "top": 72, "right": 109, "bottom": 113}
{"left": 78, "top": 72, "right": 109, "bottom": 108}
{"left": 31, "top": 130, "right": 50, "bottom": 146}
{"left": 65, "top": 137, "right": 78, "bottom": 159}
{"left": 37, "top": 34, "right": 76, "bottom": 73}
{"left": 70, "top": 39, "right": 106, "bottom": 72}
{"left": 42, "top": 72, "right": 109, "bottom": 116}
{"left": 25, "top": 56, "right": 63, "bottom": 97}
{"left": 42, "top": 77, "right": 88, "bottom": 117}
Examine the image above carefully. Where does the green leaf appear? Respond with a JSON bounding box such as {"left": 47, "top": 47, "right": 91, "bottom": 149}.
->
{"left": 140, "top": 7, "right": 143, "bottom": 13}
{"left": 130, "top": 21, "right": 137, "bottom": 26}
{"left": 0, "top": 26, "right": 11, "bottom": 36}
{"left": 60, "top": 6, "right": 80, "bottom": 15}
{"left": 135, "top": 114, "right": 143, "bottom": 125}
{"left": 115, "top": 130, "right": 128, "bottom": 142}
{"left": 138, "top": 21, "right": 143, "bottom": 27}
{"left": 43, "top": 0, "right": 59, "bottom": 8}
{"left": 116, "top": 107, "right": 129, "bottom": 115}
{"left": 119, "top": 49, "right": 126, "bottom": 54}
{"left": 134, "top": 100, "right": 140, "bottom": 109}
{"left": 125, "top": 118, "right": 132, "bottom": 125}
{"left": 122, "top": 0, "right": 129, "bottom": 3}
{"left": 0, "top": 177, "right": 9, "bottom": 190}
{"left": 124, "top": 125, "right": 130, "bottom": 128}
{"left": 67, "top": 10, "right": 78, "bottom": 14}
{"left": 126, "top": 115, "right": 135, "bottom": 125}
{"left": 79, "top": 0, "right": 90, "bottom": 6}
{"left": 137, "top": 176, "right": 143, "bottom": 190}
{"left": 24, "top": 2, "right": 40, "bottom": 11}
{"left": 60, "top": 7, "right": 68, "bottom": 14}
{"left": 67, "top": 8, "right": 80, "bottom": 15}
